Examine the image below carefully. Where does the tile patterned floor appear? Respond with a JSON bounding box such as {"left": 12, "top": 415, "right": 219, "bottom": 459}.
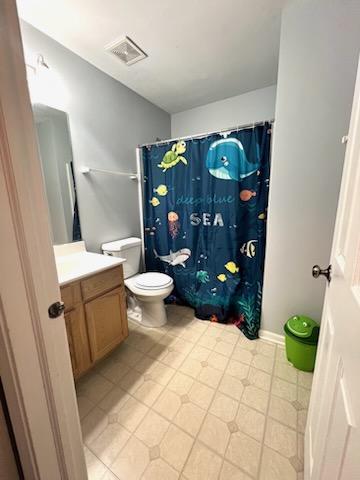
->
{"left": 76, "top": 305, "right": 312, "bottom": 480}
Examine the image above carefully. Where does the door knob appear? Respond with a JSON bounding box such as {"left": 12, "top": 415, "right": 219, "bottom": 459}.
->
{"left": 312, "top": 265, "right": 331, "bottom": 283}
{"left": 48, "top": 301, "right": 65, "bottom": 318}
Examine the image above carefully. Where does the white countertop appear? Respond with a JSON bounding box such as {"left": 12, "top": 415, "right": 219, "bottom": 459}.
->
{"left": 55, "top": 249, "right": 126, "bottom": 286}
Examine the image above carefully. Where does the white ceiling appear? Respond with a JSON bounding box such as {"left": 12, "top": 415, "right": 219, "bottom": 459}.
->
{"left": 17, "top": 0, "right": 286, "bottom": 114}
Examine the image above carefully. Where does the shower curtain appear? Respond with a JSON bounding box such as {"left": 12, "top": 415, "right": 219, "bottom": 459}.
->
{"left": 142, "top": 123, "right": 271, "bottom": 339}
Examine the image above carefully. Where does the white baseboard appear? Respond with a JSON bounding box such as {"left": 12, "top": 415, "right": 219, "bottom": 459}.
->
{"left": 259, "top": 329, "right": 285, "bottom": 346}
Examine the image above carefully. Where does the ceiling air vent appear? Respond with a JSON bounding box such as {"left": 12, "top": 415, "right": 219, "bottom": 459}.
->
{"left": 105, "top": 36, "right": 147, "bottom": 66}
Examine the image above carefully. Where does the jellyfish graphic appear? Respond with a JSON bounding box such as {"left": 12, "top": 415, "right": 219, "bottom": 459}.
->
{"left": 168, "top": 211, "right": 180, "bottom": 239}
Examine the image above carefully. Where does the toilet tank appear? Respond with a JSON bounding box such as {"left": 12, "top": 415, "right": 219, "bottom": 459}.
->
{"left": 102, "top": 237, "right": 142, "bottom": 279}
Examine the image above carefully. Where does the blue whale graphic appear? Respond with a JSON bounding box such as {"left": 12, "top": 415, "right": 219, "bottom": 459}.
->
{"left": 206, "top": 138, "right": 259, "bottom": 181}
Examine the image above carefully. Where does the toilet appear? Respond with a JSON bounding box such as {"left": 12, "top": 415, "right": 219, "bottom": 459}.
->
{"left": 101, "top": 237, "right": 173, "bottom": 328}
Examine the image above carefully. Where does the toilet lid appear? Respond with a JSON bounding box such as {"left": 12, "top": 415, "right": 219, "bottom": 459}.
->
{"left": 135, "top": 272, "right": 173, "bottom": 290}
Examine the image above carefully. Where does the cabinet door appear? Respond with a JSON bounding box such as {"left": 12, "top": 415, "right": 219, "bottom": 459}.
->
{"left": 64, "top": 305, "right": 91, "bottom": 379}
{"left": 85, "top": 287, "right": 128, "bottom": 363}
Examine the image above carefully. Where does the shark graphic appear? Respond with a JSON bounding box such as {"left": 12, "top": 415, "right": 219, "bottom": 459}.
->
{"left": 154, "top": 248, "right": 191, "bottom": 268}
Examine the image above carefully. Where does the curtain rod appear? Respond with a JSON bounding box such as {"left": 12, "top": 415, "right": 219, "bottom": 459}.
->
{"left": 138, "top": 118, "right": 274, "bottom": 148}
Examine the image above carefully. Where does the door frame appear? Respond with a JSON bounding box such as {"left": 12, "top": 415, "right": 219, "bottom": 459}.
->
{"left": 0, "top": 1, "right": 86, "bottom": 478}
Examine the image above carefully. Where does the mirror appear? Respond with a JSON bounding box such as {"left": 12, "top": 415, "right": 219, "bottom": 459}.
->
{"left": 33, "top": 104, "right": 82, "bottom": 244}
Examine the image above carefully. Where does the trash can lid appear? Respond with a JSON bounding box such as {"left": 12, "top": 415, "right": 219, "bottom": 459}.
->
{"left": 286, "top": 315, "right": 319, "bottom": 339}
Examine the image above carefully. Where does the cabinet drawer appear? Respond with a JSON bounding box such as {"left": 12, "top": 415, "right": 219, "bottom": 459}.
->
{"left": 61, "top": 282, "right": 81, "bottom": 312}
{"left": 81, "top": 266, "right": 123, "bottom": 302}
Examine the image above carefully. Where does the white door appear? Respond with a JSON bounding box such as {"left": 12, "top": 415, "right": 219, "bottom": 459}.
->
{"left": 305, "top": 58, "right": 360, "bottom": 479}
{"left": 0, "top": 1, "right": 87, "bottom": 478}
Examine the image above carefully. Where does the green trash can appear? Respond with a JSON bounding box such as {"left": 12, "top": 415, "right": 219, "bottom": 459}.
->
{"left": 284, "top": 315, "right": 320, "bottom": 372}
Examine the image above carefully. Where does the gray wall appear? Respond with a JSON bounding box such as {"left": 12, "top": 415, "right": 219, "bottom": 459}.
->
{"left": 262, "top": 0, "right": 360, "bottom": 335}
{"left": 171, "top": 85, "right": 276, "bottom": 137}
{"left": 21, "top": 21, "right": 170, "bottom": 252}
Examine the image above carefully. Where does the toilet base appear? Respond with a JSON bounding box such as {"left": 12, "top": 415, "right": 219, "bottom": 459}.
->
{"left": 125, "top": 277, "right": 173, "bottom": 328}
{"left": 127, "top": 300, "right": 167, "bottom": 328}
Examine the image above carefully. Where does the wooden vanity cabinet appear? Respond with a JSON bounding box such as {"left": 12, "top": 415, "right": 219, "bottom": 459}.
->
{"left": 85, "top": 287, "right": 128, "bottom": 362}
{"left": 60, "top": 265, "right": 128, "bottom": 379}
{"left": 64, "top": 305, "right": 91, "bottom": 379}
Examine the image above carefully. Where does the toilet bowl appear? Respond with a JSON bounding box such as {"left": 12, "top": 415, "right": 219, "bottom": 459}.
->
{"left": 101, "top": 238, "right": 174, "bottom": 328}
{"left": 125, "top": 272, "right": 173, "bottom": 327}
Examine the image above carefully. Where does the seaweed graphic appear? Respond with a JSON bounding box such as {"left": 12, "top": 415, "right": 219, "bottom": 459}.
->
{"left": 237, "top": 282, "right": 262, "bottom": 338}
{"left": 183, "top": 285, "right": 202, "bottom": 307}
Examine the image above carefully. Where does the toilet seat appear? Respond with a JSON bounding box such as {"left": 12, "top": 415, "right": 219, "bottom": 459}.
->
{"left": 134, "top": 272, "right": 173, "bottom": 290}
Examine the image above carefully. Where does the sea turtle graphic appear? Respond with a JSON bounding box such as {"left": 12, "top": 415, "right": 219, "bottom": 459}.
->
{"left": 158, "top": 141, "right": 187, "bottom": 172}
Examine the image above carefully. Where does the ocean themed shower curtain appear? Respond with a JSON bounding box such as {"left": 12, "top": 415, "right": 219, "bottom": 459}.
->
{"left": 142, "top": 123, "right": 271, "bottom": 339}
